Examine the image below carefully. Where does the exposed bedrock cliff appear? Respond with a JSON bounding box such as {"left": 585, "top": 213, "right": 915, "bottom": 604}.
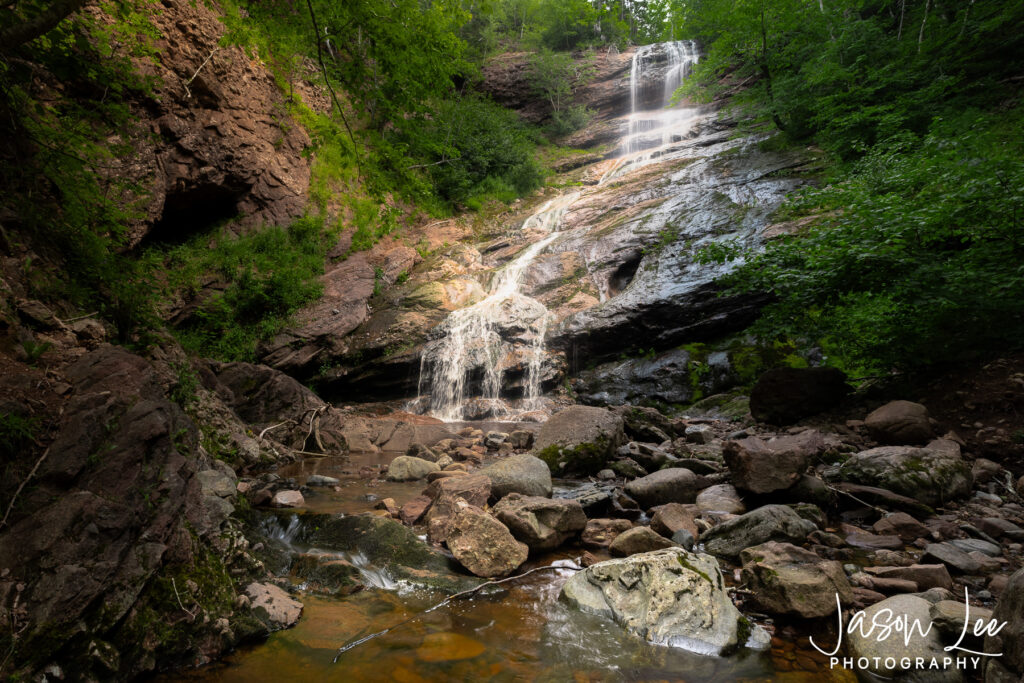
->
{"left": 292, "top": 106, "right": 819, "bottom": 405}
{"left": 92, "top": 0, "right": 312, "bottom": 246}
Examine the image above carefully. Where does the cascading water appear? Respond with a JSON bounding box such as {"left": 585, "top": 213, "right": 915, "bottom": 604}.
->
{"left": 416, "top": 40, "right": 700, "bottom": 421}
{"left": 416, "top": 192, "right": 579, "bottom": 421}
{"left": 603, "top": 40, "right": 700, "bottom": 182}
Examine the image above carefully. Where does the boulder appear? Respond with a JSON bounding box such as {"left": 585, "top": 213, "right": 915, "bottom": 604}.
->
{"left": 865, "top": 400, "right": 935, "bottom": 445}
{"left": 696, "top": 484, "right": 746, "bottom": 515}
{"left": 406, "top": 443, "right": 441, "bottom": 462}
{"left": 245, "top": 583, "right": 302, "bottom": 630}
{"left": 930, "top": 600, "right": 993, "bottom": 646}
{"left": 445, "top": 502, "right": 528, "bottom": 578}
{"left": 848, "top": 595, "right": 961, "bottom": 682}
{"left": 399, "top": 496, "right": 432, "bottom": 525}
{"left": 609, "top": 526, "right": 677, "bottom": 556}
{"left": 649, "top": 503, "right": 701, "bottom": 539}
{"left": 922, "top": 542, "right": 983, "bottom": 574}
{"left": 385, "top": 455, "right": 440, "bottom": 482}
{"left": 424, "top": 474, "right": 492, "bottom": 525}
{"left": 507, "top": 430, "right": 534, "bottom": 450}
{"left": 701, "top": 505, "right": 818, "bottom": 560}
{"left": 560, "top": 548, "right": 767, "bottom": 655}
{"left": 985, "top": 567, "right": 1024, "bottom": 681}
{"left": 534, "top": 406, "right": 625, "bottom": 475}
{"left": 492, "top": 494, "right": 587, "bottom": 551}
{"left": 479, "top": 454, "right": 552, "bottom": 499}
{"left": 839, "top": 440, "right": 971, "bottom": 507}
{"left": 872, "top": 512, "right": 931, "bottom": 543}
{"left": 581, "top": 519, "right": 633, "bottom": 548}
{"left": 724, "top": 432, "right": 821, "bottom": 495}
{"left": 623, "top": 468, "right": 704, "bottom": 508}
{"left": 739, "top": 542, "right": 853, "bottom": 618}
{"left": 748, "top": 367, "right": 849, "bottom": 425}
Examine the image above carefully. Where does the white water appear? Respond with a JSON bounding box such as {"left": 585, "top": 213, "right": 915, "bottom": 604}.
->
{"left": 416, "top": 41, "right": 700, "bottom": 421}
{"left": 601, "top": 40, "right": 700, "bottom": 183}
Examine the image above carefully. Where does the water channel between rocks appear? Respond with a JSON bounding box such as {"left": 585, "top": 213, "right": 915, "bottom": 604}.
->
{"left": 168, "top": 444, "right": 851, "bottom": 683}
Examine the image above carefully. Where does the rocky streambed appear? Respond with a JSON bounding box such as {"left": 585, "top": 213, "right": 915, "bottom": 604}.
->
{"left": 164, "top": 374, "right": 1024, "bottom": 682}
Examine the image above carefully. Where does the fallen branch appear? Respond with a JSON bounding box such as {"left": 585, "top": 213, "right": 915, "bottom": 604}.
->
{"left": 183, "top": 47, "right": 219, "bottom": 99}
{"left": 54, "top": 310, "right": 98, "bottom": 325}
{"left": 822, "top": 480, "right": 886, "bottom": 514}
{"left": 333, "top": 562, "right": 583, "bottom": 662}
{"left": 258, "top": 419, "right": 296, "bottom": 442}
{"left": 171, "top": 578, "right": 197, "bottom": 620}
{"left": 0, "top": 448, "right": 49, "bottom": 530}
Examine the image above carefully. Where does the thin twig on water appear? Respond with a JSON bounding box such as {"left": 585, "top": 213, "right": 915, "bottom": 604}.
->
{"left": 333, "top": 562, "right": 583, "bottom": 662}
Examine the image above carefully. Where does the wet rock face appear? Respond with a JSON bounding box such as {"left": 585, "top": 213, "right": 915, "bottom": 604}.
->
{"left": 574, "top": 348, "right": 736, "bottom": 407}
{"left": 547, "top": 125, "right": 811, "bottom": 365}
{"left": 560, "top": 548, "right": 766, "bottom": 656}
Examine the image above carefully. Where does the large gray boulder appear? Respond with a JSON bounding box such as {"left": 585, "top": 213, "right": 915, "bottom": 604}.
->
{"left": 739, "top": 542, "right": 852, "bottom": 618}
{"left": 839, "top": 439, "right": 971, "bottom": 507}
{"left": 701, "top": 505, "right": 818, "bottom": 560}
{"left": 561, "top": 548, "right": 768, "bottom": 655}
{"left": 534, "top": 406, "right": 625, "bottom": 475}
{"left": 624, "top": 468, "right": 704, "bottom": 509}
{"left": 492, "top": 493, "right": 586, "bottom": 550}
{"left": 849, "top": 594, "right": 962, "bottom": 682}
{"left": 479, "top": 454, "right": 552, "bottom": 498}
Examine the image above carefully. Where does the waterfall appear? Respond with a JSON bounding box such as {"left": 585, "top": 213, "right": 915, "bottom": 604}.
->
{"left": 604, "top": 40, "right": 700, "bottom": 182}
{"left": 416, "top": 193, "right": 579, "bottom": 421}
{"left": 414, "top": 41, "right": 699, "bottom": 422}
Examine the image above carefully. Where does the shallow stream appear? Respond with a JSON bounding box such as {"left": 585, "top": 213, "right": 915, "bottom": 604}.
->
{"left": 168, "top": 447, "right": 853, "bottom": 682}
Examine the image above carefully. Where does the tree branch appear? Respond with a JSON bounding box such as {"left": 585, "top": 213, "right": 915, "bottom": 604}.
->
{"left": 304, "top": 0, "right": 361, "bottom": 179}
{"left": 0, "top": 0, "right": 91, "bottom": 54}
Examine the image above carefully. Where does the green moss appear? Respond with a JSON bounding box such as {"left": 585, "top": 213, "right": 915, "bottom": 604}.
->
{"left": 676, "top": 555, "right": 713, "bottom": 585}
{"left": 536, "top": 436, "right": 611, "bottom": 476}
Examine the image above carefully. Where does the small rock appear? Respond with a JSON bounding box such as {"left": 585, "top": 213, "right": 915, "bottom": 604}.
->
{"left": 386, "top": 455, "right": 441, "bottom": 481}
{"left": 684, "top": 424, "right": 714, "bottom": 444}
{"left": 623, "top": 468, "right": 703, "bottom": 508}
{"left": 306, "top": 474, "right": 340, "bottom": 487}
{"left": 950, "top": 537, "right": 1002, "bottom": 557}
{"left": 695, "top": 483, "right": 745, "bottom": 515}
{"left": 507, "top": 430, "right": 534, "bottom": 450}
{"left": 492, "top": 494, "right": 586, "bottom": 551}
{"left": 701, "top": 505, "right": 818, "bottom": 560}
{"left": 872, "top": 512, "right": 929, "bottom": 542}
{"left": 245, "top": 582, "right": 302, "bottom": 630}
{"left": 649, "top": 503, "right": 701, "bottom": 539}
{"left": 479, "top": 454, "right": 552, "bottom": 498}
{"left": 271, "top": 490, "right": 304, "bottom": 508}
{"left": 671, "top": 528, "right": 695, "bottom": 549}
{"left": 581, "top": 518, "right": 633, "bottom": 548}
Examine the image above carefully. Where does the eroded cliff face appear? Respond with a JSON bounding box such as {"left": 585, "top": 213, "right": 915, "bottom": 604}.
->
{"left": 91, "top": 0, "right": 312, "bottom": 246}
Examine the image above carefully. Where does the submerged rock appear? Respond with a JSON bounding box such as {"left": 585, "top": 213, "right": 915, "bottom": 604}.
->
{"left": 560, "top": 548, "right": 767, "bottom": 656}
